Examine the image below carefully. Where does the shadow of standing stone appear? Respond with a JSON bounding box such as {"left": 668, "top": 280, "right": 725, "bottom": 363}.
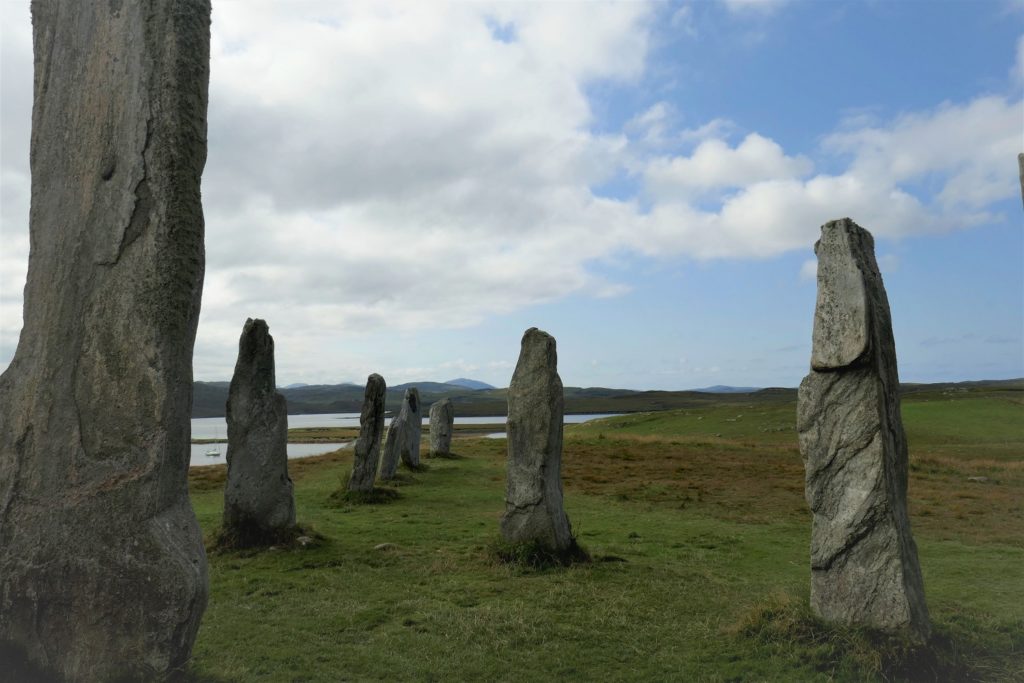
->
{"left": 499, "top": 328, "right": 581, "bottom": 559}
{"left": 0, "top": 1, "right": 211, "bottom": 678}
{"left": 348, "top": 373, "right": 387, "bottom": 493}
{"left": 222, "top": 319, "right": 296, "bottom": 546}
{"left": 797, "top": 218, "right": 930, "bottom": 641}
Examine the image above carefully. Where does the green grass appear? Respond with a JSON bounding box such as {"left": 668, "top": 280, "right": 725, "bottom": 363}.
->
{"left": 186, "top": 390, "right": 1023, "bottom": 682}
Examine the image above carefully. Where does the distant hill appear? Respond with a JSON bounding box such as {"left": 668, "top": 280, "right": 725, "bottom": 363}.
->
{"left": 445, "top": 378, "right": 496, "bottom": 390}
{"left": 190, "top": 378, "right": 1022, "bottom": 419}
{"left": 692, "top": 385, "right": 761, "bottom": 394}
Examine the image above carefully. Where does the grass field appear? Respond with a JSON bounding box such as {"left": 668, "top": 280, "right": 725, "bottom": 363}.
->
{"left": 186, "top": 388, "right": 1023, "bottom": 682}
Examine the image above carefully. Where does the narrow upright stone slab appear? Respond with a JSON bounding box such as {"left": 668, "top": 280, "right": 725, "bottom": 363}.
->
{"left": 1018, "top": 153, "right": 1023, "bottom": 209}
{"left": 380, "top": 388, "right": 422, "bottom": 478}
{"left": 349, "top": 374, "right": 387, "bottom": 492}
{"left": 797, "top": 218, "right": 930, "bottom": 640}
{"left": 224, "top": 319, "right": 295, "bottom": 539}
{"left": 500, "top": 328, "right": 574, "bottom": 551}
{"left": 429, "top": 398, "right": 455, "bottom": 456}
{"left": 0, "top": 1, "right": 211, "bottom": 678}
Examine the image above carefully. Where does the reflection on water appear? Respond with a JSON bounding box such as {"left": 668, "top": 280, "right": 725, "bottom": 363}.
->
{"left": 189, "top": 412, "right": 616, "bottom": 467}
{"left": 189, "top": 441, "right": 350, "bottom": 468}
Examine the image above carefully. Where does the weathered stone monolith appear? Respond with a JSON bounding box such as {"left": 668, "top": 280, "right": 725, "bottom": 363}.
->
{"left": 1017, "top": 153, "right": 1023, "bottom": 209}
{"left": 500, "top": 328, "right": 575, "bottom": 551}
{"left": 0, "top": 1, "right": 211, "bottom": 679}
{"left": 348, "top": 374, "right": 387, "bottom": 492}
{"left": 223, "top": 319, "right": 296, "bottom": 541}
{"left": 380, "top": 388, "right": 422, "bottom": 478}
{"left": 429, "top": 398, "right": 455, "bottom": 456}
{"left": 797, "top": 218, "right": 930, "bottom": 640}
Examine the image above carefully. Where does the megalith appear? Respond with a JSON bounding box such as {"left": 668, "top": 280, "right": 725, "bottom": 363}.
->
{"left": 0, "top": 1, "right": 211, "bottom": 679}
{"left": 380, "top": 388, "right": 422, "bottom": 478}
{"left": 500, "top": 328, "right": 575, "bottom": 552}
{"left": 429, "top": 398, "right": 455, "bottom": 456}
{"left": 348, "top": 374, "right": 387, "bottom": 492}
{"left": 1017, "top": 153, "right": 1023, "bottom": 209}
{"left": 223, "top": 319, "right": 296, "bottom": 541}
{"left": 797, "top": 218, "right": 930, "bottom": 640}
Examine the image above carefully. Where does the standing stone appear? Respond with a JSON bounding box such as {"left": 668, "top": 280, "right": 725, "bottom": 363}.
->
{"left": 348, "top": 374, "right": 387, "bottom": 492}
{"left": 223, "top": 319, "right": 295, "bottom": 541}
{"left": 380, "top": 388, "right": 422, "bottom": 478}
{"left": 797, "top": 218, "right": 930, "bottom": 640}
{"left": 1018, "top": 153, "right": 1023, "bottom": 209}
{"left": 0, "top": 1, "right": 211, "bottom": 678}
{"left": 500, "top": 328, "right": 574, "bottom": 551}
{"left": 429, "top": 398, "right": 455, "bottom": 456}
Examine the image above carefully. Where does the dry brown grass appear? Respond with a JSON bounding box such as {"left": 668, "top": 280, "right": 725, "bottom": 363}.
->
{"left": 562, "top": 433, "right": 1023, "bottom": 545}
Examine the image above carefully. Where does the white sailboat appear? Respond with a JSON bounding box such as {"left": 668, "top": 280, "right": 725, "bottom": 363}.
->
{"left": 205, "top": 423, "right": 222, "bottom": 457}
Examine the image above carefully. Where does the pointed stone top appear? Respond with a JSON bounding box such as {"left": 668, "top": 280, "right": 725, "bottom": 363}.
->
{"left": 403, "top": 386, "right": 420, "bottom": 413}
{"left": 235, "top": 318, "right": 276, "bottom": 392}
{"left": 517, "top": 327, "right": 557, "bottom": 373}
{"left": 810, "top": 218, "right": 881, "bottom": 371}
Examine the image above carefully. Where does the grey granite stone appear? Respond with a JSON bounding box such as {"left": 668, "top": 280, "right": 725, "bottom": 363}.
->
{"left": 500, "top": 328, "right": 574, "bottom": 551}
{"left": 224, "top": 319, "right": 295, "bottom": 537}
{"left": 797, "top": 218, "right": 930, "bottom": 640}
{"left": 348, "top": 374, "right": 387, "bottom": 492}
{"left": 429, "top": 398, "right": 454, "bottom": 456}
{"left": 0, "top": 1, "right": 211, "bottom": 678}
{"left": 380, "top": 388, "right": 421, "bottom": 478}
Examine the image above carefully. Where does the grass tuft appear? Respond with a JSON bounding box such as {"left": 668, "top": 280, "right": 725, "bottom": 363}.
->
{"left": 728, "top": 593, "right": 1001, "bottom": 682}
{"left": 427, "top": 451, "right": 463, "bottom": 460}
{"left": 327, "top": 487, "right": 401, "bottom": 507}
{"left": 490, "top": 536, "right": 591, "bottom": 570}
{"left": 378, "top": 472, "right": 419, "bottom": 486}
{"left": 209, "top": 522, "right": 325, "bottom": 553}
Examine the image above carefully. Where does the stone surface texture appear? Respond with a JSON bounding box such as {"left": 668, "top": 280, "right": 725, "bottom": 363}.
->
{"left": 380, "top": 388, "right": 422, "bottom": 478}
{"left": 797, "top": 218, "right": 930, "bottom": 640}
{"left": 348, "top": 374, "right": 387, "bottom": 492}
{"left": 0, "top": 1, "right": 211, "bottom": 679}
{"left": 429, "top": 398, "right": 455, "bottom": 456}
{"left": 1018, "top": 153, "right": 1023, "bottom": 209}
{"left": 500, "top": 328, "right": 574, "bottom": 550}
{"left": 224, "top": 319, "right": 295, "bottom": 535}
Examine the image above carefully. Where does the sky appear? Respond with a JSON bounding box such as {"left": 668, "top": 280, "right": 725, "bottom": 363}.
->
{"left": 1, "top": 0, "right": 1022, "bottom": 390}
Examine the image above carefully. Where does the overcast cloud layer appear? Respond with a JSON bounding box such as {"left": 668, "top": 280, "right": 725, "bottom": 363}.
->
{"left": 1, "top": 2, "right": 1021, "bottom": 385}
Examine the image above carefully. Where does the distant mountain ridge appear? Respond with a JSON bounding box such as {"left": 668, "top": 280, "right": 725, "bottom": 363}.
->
{"left": 445, "top": 378, "right": 496, "bottom": 390}
{"left": 691, "top": 385, "right": 761, "bottom": 394}
{"left": 190, "top": 377, "right": 1023, "bottom": 419}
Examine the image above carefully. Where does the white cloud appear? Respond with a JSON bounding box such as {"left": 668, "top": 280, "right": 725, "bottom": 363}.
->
{"left": 633, "top": 91, "right": 1020, "bottom": 259}
{"left": 824, "top": 96, "right": 1022, "bottom": 210}
{"left": 799, "top": 258, "right": 817, "bottom": 282}
{"left": 644, "top": 133, "right": 813, "bottom": 199}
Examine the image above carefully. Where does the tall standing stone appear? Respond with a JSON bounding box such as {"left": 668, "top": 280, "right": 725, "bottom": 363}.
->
{"left": 429, "top": 398, "right": 455, "bottom": 456}
{"left": 348, "top": 374, "right": 387, "bottom": 492}
{"left": 797, "top": 218, "right": 930, "bottom": 640}
{"left": 0, "top": 1, "right": 211, "bottom": 678}
{"left": 1017, "top": 153, "right": 1023, "bottom": 209}
{"left": 500, "top": 328, "right": 575, "bottom": 551}
{"left": 380, "top": 388, "right": 422, "bottom": 478}
{"left": 223, "top": 319, "right": 295, "bottom": 541}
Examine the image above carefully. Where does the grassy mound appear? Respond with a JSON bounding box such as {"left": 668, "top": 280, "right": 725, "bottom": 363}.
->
{"left": 327, "top": 487, "right": 401, "bottom": 507}
{"left": 491, "top": 536, "right": 591, "bottom": 570}
{"left": 210, "top": 522, "right": 324, "bottom": 552}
